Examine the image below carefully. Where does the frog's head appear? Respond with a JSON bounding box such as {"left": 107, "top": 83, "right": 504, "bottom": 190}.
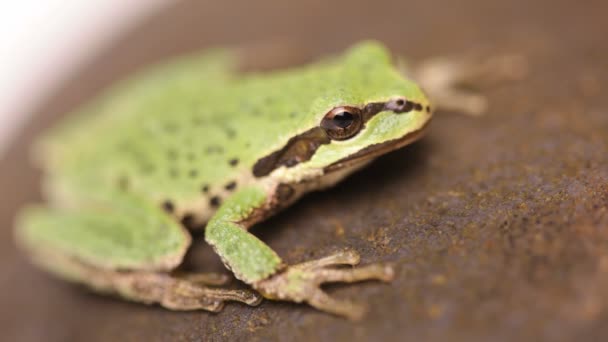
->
{"left": 253, "top": 41, "right": 432, "bottom": 190}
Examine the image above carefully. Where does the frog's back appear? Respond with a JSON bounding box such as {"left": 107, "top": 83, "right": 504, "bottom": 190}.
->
{"left": 39, "top": 42, "right": 400, "bottom": 225}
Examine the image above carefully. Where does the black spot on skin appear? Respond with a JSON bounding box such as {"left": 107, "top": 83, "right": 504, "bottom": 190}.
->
{"left": 276, "top": 184, "right": 294, "bottom": 202}
{"left": 167, "top": 149, "right": 178, "bottom": 160}
{"left": 201, "top": 184, "right": 210, "bottom": 193}
{"left": 426, "top": 106, "right": 431, "bottom": 113}
{"left": 225, "top": 127, "right": 236, "bottom": 139}
{"left": 229, "top": 158, "right": 239, "bottom": 167}
{"left": 414, "top": 103, "right": 423, "bottom": 111}
{"left": 162, "top": 200, "right": 175, "bottom": 213}
{"left": 117, "top": 176, "right": 129, "bottom": 190}
{"left": 189, "top": 169, "right": 198, "bottom": 178}
{"left": 181, "top": 213, "right": 195, "bottom": 229}
{"left": 210, "top": 196, "right": 222, "bottom": 207}
{"left": 224, "top": 181, "right": 237, "bottom": 191}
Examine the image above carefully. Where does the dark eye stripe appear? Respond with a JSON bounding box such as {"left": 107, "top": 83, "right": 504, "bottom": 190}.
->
{"left": 251, "top": 97, "right": 421, "bottom": 178}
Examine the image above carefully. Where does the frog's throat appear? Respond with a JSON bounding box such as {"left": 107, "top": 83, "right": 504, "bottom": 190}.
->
{"left": 252, "top": 99, "right": 428, "bottom": 178}
{"left": 323, "top": 119, "right": 430, "bottom": 173}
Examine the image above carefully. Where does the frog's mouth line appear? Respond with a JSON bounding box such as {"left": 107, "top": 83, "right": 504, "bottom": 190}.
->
{"left": 323, "top": 120, "right": 430, "bottom": 173}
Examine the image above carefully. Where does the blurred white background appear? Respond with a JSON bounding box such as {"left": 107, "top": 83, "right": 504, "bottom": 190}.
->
{"left": 0, "top": 1, "right": 170, "bottom": 158}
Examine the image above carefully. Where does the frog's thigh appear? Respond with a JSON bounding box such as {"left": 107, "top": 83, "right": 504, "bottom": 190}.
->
{"left": 16, "top": 198, "right": 191, "bottom": 273}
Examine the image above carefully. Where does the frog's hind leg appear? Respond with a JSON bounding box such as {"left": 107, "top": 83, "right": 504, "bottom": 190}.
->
{"left": 410, "top": 52, "right": 528, "bottom": 116}
{"left": 15, "top": 198, "right": 261, "bottom": 313}
{"left": 23, "top": 244, "right": 262, "bottom": 312}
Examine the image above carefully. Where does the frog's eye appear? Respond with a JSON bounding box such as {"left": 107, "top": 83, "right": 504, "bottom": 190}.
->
{"left": 320, "top": 106, "right": 363, "bottom": 140}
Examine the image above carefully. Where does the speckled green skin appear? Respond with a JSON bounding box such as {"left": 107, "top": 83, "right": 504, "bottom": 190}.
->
{"left": 15, "top": 41, "right": 430, "bottom": 289}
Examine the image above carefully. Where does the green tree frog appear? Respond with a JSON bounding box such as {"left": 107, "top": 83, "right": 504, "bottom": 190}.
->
{"left": 15, "top": 41, "right": 501, "bottom": 319}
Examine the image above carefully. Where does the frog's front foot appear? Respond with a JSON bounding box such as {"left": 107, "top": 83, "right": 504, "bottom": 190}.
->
{"left": 253, "top": 250, "right": 394, "bottom": 320}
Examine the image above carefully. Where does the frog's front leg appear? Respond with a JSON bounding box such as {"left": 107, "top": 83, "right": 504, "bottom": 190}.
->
{"left": 410, "top": 52, "right": 528, "bottom": 116}
{"left": 205, "top": 186, "right": 394, "bottom": 320}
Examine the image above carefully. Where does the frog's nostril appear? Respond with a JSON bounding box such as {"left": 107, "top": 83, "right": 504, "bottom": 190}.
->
{"left": 387, "top": 98, "right": 413, "bottom": 113}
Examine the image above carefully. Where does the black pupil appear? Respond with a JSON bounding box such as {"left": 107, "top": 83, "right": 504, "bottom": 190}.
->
{"left": 333, "top": 111, "right": 354, "bottom": 128}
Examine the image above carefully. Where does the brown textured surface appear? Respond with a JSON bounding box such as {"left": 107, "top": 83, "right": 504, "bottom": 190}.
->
{"left": 1, "top": 0, "right": 607, "bottom": 341}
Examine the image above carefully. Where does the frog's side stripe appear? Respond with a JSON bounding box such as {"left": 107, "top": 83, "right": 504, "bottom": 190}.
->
{"left": 252, "top": 99, "right": 423, "bottom": 178}
{"left": 252, "top": 127, "right": 330, "bottom": 178}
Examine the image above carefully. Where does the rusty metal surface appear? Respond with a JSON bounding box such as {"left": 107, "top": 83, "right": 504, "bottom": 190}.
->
{"left": 1, "top": 0, "right": 607, "bottom": 341}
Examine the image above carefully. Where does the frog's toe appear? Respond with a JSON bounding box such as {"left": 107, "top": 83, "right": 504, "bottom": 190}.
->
{"left": 298, "top": 249, "right": 361, "bottom": 270}
{"left": 308, "top": 289, "right": 366, "bottom": 320}
{"left": 315, "top": 262, "right": 395, "bottom": 283}
{"left": 308, "top": 263, "right": 395, "bottom": 319}
{"left": 174, "top": 272, "right": 232, "bottom": 286}
{"left": 161, "top": 279, "right": 263, "bottom": 311}
{"left": 254, "top": 250, "right": 395, "bottom": 320}
{"left": 204, "top": 288, "right": 263, "bottom": 306}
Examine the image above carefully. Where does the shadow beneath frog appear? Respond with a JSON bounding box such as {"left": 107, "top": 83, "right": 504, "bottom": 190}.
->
{"left": 254, "top": 137, "right": 434, "bottom": 250}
